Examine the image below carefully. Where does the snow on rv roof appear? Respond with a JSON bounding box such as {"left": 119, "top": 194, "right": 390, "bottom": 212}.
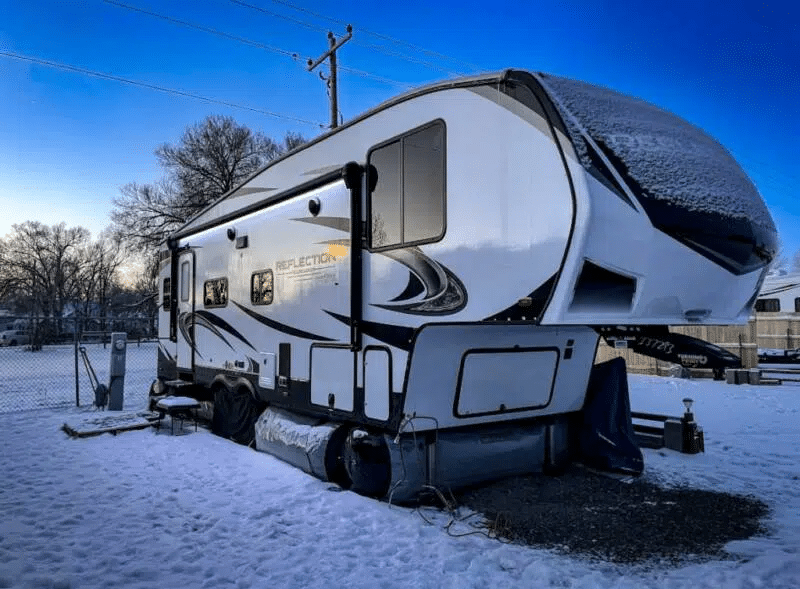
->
{"left": 537, "top": 74, "right": 776, "bottom": 231}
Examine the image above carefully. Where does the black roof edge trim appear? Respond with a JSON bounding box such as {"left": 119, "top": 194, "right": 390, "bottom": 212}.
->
{"left": 503, "top": 70, "right": 570, "bottom": 138}
{"left": 171, "top": 167, "right": 345, "bottom": 241}
{"left": 171, "top": 71, "right": 510, "bottom": 239}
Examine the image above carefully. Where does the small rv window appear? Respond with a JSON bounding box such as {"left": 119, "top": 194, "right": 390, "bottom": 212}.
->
{"left": 162, "top": 278, "right": 171, "bottom": 311}
{"left": 251, "top": 270, "right": 274, "bottom": 306}
{"left": 204, "top": 278, "right": 228, "bottom": 308}
{"left": 755, "top": 298, "right": 780, "bottom": 312}
{"left": 368, "top": 120, "right": 445, "bottom": 249}
{"left": 795, "top": 298, "right": 800, "bottom": 312}
{"left": 180, "top": 261, "right": 190, "bottom": 302}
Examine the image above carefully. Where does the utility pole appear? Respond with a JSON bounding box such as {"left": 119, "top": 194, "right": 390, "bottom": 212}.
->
{"left": 307, "top": 25, "right": 352, "bottom": 129}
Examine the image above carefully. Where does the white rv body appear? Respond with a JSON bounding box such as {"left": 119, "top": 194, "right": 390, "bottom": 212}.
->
{"left": 756, "top": 271, "right": 800, "bottom": 313}
{"left": 154, "top": 70, "right": 776, "bottom": 500}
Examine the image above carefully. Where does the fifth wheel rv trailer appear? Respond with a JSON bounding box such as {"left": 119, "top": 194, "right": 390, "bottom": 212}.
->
{"left": 152, "top": 70, "right": 776, "bottom": 501}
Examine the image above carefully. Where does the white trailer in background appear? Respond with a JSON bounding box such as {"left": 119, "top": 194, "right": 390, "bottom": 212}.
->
{"left": 756, "top": 271, "right": 800, "bottom": 313}
{"left": 152, "top": 70, "right": 777, "bottom": 501}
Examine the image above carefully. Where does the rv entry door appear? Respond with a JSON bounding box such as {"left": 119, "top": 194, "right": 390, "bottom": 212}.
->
{"left": 176, "top": 250, "right": 195, "bottom": 373}
{"left": 309, "top": 163, "right": 365, "bottom": 414}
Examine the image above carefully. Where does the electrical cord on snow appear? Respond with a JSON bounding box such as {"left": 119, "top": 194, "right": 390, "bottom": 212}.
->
{"left": 387, "top": 415, "right": 439, "bottom": 507}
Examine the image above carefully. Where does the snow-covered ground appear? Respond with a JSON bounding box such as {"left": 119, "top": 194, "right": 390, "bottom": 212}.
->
{"left": 1, "top": 374, "right": 798, "bottom": 589}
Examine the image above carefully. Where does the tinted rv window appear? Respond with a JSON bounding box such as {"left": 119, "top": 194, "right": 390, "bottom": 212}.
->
{"left": 162, "top": 278, "right": 171, "bottom": 311}
{"left": 755, "top": 298, "right": 780, "bottom": 312}
{"left": 404, "top": 124, "right": 445, "bottom": 243}
{"left": 204, "top": 278, "right": 228, "bottom": 308}
{"left": 369, "top": 120, "right": 445, "bottom": 249}
{"left": 369, "top": 140, "right": 402, "bottom": 248}
{"left": 795, "top": 298, "right": 800, "bottom": 312}
{"left": 251, "top": 270, "right": 274, "bottom": 305}
{"left": 180, "top": 261, "right": 190, "bottom": 302}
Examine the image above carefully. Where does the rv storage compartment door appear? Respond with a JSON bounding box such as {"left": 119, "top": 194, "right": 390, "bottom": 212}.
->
{"left": 258, "top": 352, "right": 276, "bottom": 392}
{"left": 455, "top": 349, "right": 558, "bottom": 417}
{"left": 363, "top": 348, "right": 390, "bottom": 421}
{"left": 311, "top": 344, "right": 354, "bottom": 412}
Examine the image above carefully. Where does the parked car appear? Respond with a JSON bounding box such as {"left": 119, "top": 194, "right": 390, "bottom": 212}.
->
{"left": 0, "top": 330, "right": 30, "bottom": 347}
{"left": 758, "top": 347, "right": 800, "bottom": 364}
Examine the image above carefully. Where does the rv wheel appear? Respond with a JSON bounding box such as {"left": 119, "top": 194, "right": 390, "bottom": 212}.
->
{"left": 211, "top": 384, "right": 265, "bottom": 446}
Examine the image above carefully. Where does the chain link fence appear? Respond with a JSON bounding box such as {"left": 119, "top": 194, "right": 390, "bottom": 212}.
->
{"left": 0, "top": 316, "right": 157, "bottom": 414}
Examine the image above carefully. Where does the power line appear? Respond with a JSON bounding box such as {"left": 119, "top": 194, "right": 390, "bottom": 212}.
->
{"left": 104, "top": 0, "right": 410, "bottom": 88}
{"left": 262, "top": 0, "right": 485, "bottom": 73}
{"left": 335, "top": 65, "right": 413, "bottom": 89}
{"left": 229, "top": 0, "right": 465, "bottom": 76}
{"left": 227, "top": 0, "right": 445, "bottom": 77}
{"left": 228, "top": 0, "right": 330, "bottom": 34}
{"left": 352, "top": 40, "right": 462, "bottom": 76}
{"left": 0, "top": 50, "right": 326, "bottom": 127}
{"left": 103, "top": 0, "right": 301, "bottom": 60}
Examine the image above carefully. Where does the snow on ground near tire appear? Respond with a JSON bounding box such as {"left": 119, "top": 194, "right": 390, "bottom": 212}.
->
{"left": 0, "top": 375, "right": 798, "bottom": 589}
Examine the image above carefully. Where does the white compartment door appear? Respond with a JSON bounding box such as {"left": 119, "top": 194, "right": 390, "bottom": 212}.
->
{"left": 310, "top": 345, "right": 354, "bottom": 412}
{"left": 364, "top": 348, "right": 391, "bottom": 421}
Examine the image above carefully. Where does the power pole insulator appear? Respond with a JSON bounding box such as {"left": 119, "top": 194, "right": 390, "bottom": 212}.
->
{"left": 307, "top": 27, "right": 353, "bottom": 129}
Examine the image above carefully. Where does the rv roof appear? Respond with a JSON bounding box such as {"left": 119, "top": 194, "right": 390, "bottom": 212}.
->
{"left": 172, "top": 70, "right": 776, "bottom": 244}
{"left": 537, "top": 73, "right": 776, "bottom": 233}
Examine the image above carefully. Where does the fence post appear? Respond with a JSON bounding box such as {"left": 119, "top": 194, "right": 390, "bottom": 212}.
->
{"left": 74, "top": 316, "right": 80, "bottom": 407}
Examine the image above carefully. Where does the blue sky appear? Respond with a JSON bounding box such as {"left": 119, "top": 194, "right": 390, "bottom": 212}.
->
{"left": 1, "top": 0, "right": 798, "bottom": 257}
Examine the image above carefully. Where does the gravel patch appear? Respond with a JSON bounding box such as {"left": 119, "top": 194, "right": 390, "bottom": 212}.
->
{"left": 458, "top": 465, "right": 770, "bottom": 565}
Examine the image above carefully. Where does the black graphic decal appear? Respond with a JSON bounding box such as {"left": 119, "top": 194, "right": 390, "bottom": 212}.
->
{"left": 158, "top": 342, "right": 175, "bottom": 364}
{"left": 325, "top": 311, "right": 414, "bottom": 351}
{"left": 483, "top": 273, "right": 557, "bottom": 322}
{"left": 196, "top": 310, "right": 257, "bottom": 351}
{"left": 290, "top": 218, "right": 467, "bottom": 315}
{"left": 762, "top": 282, "right": 800, "bottom": 296}
{"left": 375, "top": 248, "right": 467, "bottom": 315}
{"left": 233, "top": 301, "right": 335, "bottom": 341}
{"left": 177, "top": 312, "right": 203, "bottom": 359}
{"left": 390, "top": 272, "right": 425, "bottom": 302}
{"left": 292, "top": 216, "right": 350, "bottom": 233}
{"left": 158, "top": 342, "right": 175, "bottom": 365}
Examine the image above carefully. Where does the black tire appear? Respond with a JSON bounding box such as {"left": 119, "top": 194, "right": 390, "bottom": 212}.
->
{"left": 211, "top": 385, "right": 265, "bottom": 446}
{"left": 9, "top": 340, "right": 16, "bottom": 347}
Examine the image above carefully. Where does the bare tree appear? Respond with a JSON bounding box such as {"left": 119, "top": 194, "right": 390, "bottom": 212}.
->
{"left": 75, "top": 232, "right": 125, "bottom": 327}
{"left": 156, "top": 115, "right": 282, "bottom": 207}
{"left": 0, "top": 222, "right": 91, "bottom": 346}
{"left": 111, "top": 180, "right": 183, "bottom": 255}
{"left": 112, "top": 115, "right": 306, "bottom": 283}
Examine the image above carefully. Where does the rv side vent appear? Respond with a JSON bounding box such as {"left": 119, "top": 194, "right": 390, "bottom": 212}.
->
{"left": 570, "top": 261, "right": 635, "bottom": 312}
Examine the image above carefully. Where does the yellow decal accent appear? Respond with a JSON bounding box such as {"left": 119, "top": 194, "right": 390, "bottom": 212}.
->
{"left": 328, "top": 243, "right": 349, "bottom": 258}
